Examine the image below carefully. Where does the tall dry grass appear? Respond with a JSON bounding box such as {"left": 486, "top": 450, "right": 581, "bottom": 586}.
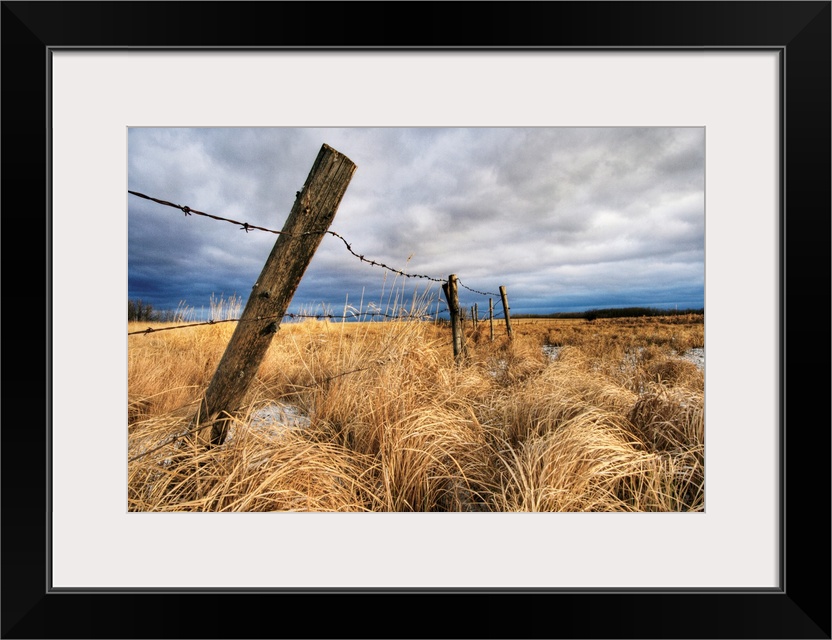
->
{"left": 128, "top": 303, "right": 704, "bottom": 512}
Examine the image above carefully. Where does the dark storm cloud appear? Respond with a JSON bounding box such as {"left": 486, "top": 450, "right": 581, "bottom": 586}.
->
{"left": 128, "top": 127, "right": 704, "bottom": 317}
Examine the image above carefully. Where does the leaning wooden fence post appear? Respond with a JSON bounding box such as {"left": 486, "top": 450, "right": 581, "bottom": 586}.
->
{"left": 489, "top": 298, "right": 494, "bottom": 342}
{"left": 499, "top": 285, "right": 513, "bottom": 340}
{"left": 441, "top": 274, "right": 468, "bottom": 363}
{"left": 196, "top": 144, "right": 356, "bottom": 446}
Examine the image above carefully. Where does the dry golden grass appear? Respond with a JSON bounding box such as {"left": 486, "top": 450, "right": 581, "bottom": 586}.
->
{"left": 128, "top": 309, "right": 704, "bottom": 512}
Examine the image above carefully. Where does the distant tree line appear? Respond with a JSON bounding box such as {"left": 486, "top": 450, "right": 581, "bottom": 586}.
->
{"left": 128, "top": 299, "right": 178, "bottom": 322}
{"left": 513, "top": 307, "right": 705, "bottom": 321}
{"left": 580, "top": 307, "right": 704, "bottom": 321}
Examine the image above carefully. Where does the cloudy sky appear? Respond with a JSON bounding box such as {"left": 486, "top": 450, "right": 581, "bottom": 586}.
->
{"left": 128, "top": 127, "right": 704, "bottom": 320}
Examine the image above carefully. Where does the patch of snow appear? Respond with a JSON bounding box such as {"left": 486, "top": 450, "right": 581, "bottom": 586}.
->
{"left": 680, "top": 347, "right": 705, "bottom": 371}
{"left": 541, "top": 344, "right": 703, "bottom": 372}
{"left": 542, "top": 344, "right": 562, "bottom": 360}
{"left": 225, "top": 402, "right": 311, "bottom": 445}
{"left": 251, "top": 402, "right": 309, "bottom": 428}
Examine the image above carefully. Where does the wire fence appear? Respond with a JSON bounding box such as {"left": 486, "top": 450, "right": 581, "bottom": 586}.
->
{"left": 128, "top": 307, "right": 505, "bottom": 336}
{"left": 128, "top": 190, "right": 507, "bottom": 336}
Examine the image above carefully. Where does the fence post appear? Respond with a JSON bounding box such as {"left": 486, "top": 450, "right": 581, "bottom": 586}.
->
{"left": 473, "top": 303, "right": 478, "bottom": 331}
{"left": 196, "top": 144, "right": 356, "bottom": 445}
{"left": 499, "top": 285, "right": 513, "bottom": 340}
{"left": 441, "top": 274, "right": 468, "bottom": 362}
{"left": 489, "top": 298, "right": 494, "bottom": 342}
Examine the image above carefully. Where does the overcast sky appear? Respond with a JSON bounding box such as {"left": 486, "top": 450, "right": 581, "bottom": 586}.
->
{"left": 128, "top": 127, "right": 704, "bottom": 320}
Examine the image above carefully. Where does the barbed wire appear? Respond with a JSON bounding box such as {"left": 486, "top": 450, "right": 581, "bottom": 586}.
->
{"left": 126, "top": 301, "right": 514, "bottom": 336}
{"left": 130, "top": 190, "right": 452, "bottom": 285}
{"left": 128, "top": 309, "right": 453, "bottom": 336}
{"left": 127, "top": 312, "right": 512, "bottom": 341}
{"left": 128, "top": 191, "right": 292, "bottom": 235}
{"left": 319, "top": 229, "right": 447, "bottom": 284}
{"left": 456, "top": 280, "right": 499, "bottom": 297}
{"left": 128, "top": 420, "right": 212, "bottom": 463}
{"left": 128, "top": 326, "right": 429, "bottom": 463}
{"left": 128, "top": 318, "right": 239, "bottom": 335}
{"left": 128, "top": 189, "right": 506, "bottom": 335}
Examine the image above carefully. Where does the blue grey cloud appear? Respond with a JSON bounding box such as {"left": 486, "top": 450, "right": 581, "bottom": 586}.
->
{"left": 128, "top": 127, "right": 704, "bottom": 318}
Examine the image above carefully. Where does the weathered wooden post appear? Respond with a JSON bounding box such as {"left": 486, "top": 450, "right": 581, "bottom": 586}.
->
{"left": 197, "top": 144, "right": 356, "bottom": 445}
{"left": 499, "top": 285, "right": 513, "bottom": 340}
{"left": 473, "top": 303, "right": 478, "bottom": 331}
{"left": 489, "top": 298, "right": 494, "bottom": 342}
{"left": 441, "top": 274, "right": 468, "bottom": 362}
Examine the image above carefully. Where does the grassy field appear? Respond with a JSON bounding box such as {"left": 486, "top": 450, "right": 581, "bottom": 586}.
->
{"left": 128, "top": 310, "right": 704, "bottom": 512}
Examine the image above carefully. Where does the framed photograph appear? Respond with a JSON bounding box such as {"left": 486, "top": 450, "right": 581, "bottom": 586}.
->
{"left": 4, "top": 1, "right": 829, "bottom": 638}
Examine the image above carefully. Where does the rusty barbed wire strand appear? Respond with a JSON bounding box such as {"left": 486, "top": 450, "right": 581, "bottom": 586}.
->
{"left": 126, "top": 304, "right": 515, "bottom": 338}
{"left": 129, "top": 190, "right": 448, "bottom": 285}
{"left": 128, "top": 318, "right": 238, "bottom": 335}
{"left": 318, "top": 229, "right": 447, "bottom": 284}
{"left": 127, "top": 309, "right": 509, "bottom": 339}
{"left": 128, "top": 332, "right": 425, "bottom": 463}
{"left": 456, "top": 280, "right": 499, "bottom": 297}
{"left": 128, "top": 190, "right": 507, "bottom": 337}
{"left": 128, "top": 309, "right": 451, "bottom": 336}
{"left": 127, "top": 419, "right": 214, "bottom": 463}
{"left": 128, "top": 191, "right": 287, "bottom": 235}
{"left": 126, "top": 307, "right": 514, "bottom": 337}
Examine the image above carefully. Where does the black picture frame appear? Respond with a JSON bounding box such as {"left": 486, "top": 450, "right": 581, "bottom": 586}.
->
{"left": 3, "top": 2, "right": 829, "bottom": 638}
